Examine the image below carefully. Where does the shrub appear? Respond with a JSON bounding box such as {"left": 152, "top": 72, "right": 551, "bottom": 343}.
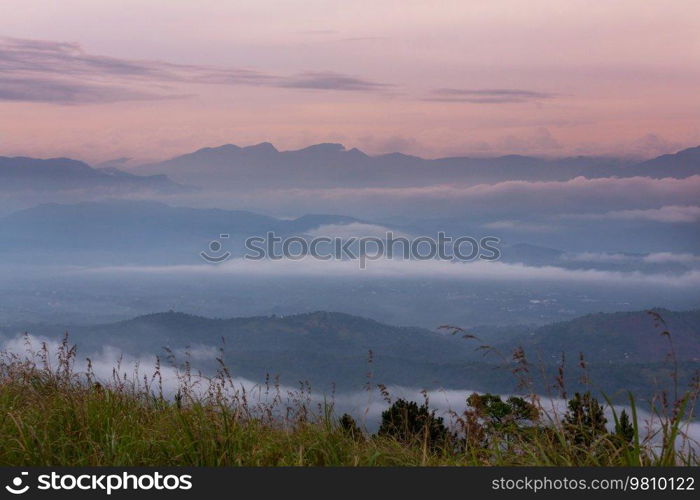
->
{"left": 339, "top": 413, "right": 363, "bottom": 441}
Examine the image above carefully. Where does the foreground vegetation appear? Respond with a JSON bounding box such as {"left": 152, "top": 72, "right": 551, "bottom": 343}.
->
{"left": 0, "top": 323, "right": 697, "bottom": 466}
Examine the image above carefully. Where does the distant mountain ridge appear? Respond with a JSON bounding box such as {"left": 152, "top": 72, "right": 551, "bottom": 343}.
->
{"left": 3, "top": 144, "right": 697, "bottom": 195}
{"left": 101, "top": 307, "right": 697, "bottom": 364}
{"left": 0, "top": 200, "right": 695, "bottom": 270}
{"left": 634, "top": 145, "right": 700, "bottom": 177}
{"left": 506, "top": 308, "right": 700, "bottom": 364}
{"left": 0, "top": 156, "right": 186, "bottom": 194}
{"left": 8, "top": 308, "right": 698, "bottom": 396}
{"left": 0, "top": 200, "right": 365, "bottom": 264}
{"left": 135, "top": 142, "right": 700, "bottom": 189}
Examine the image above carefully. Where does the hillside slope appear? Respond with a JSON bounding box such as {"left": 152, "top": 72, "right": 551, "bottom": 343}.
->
{"left": 6, "top": 309, "right": 698, "bottom": 396}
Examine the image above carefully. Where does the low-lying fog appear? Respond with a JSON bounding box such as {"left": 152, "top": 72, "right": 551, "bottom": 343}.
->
{"left": 0, "top": 258, "right": 698, "bottom": 327}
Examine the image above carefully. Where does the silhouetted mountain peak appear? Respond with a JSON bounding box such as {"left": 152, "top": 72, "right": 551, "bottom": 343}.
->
{"left": 634, "top": 145, "right": 700, "bottom": 177}
{"left": 0, "top": 156, "right": 185, "bottom": 194}
{"left": 346, "top": 147, "right": 369, "bottom": 158}
{"left": 665, "top": 145, "right": 700, "bottom": 161}
{"left": 294, "top": 143, "right": 346, "bottom": 154}
{"left": 206, "top": 143, "right": 242, "bottom": 152}
{"left": 243, "top": 142, "right": 278, "bottom": 153}
{"left": 0, "top": 156, "right": 94, "bottom": 173}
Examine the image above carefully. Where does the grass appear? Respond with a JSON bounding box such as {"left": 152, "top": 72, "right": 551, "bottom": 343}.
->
{"left": 0, "top": 328, "right": 697, "bottom": 467}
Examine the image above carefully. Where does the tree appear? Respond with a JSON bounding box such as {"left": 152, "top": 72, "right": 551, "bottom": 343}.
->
{"left": 377, "top": 399, "right": 448, "bottom": 448}
{"left": 615, "top": 409, "right": 635, "bottom": 444}
{"left": 463, "top": 393, "right": 540, "bottom": 445}
{"left": 563, "top": 392, "right": 608, "bottom": 446}
{"left": 467, "top": 393, "right": 539, "bottom": 427}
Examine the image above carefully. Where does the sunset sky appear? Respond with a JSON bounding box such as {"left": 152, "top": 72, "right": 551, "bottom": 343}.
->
{"left": 2, "top": 0, "right": 699, "bottom": 163}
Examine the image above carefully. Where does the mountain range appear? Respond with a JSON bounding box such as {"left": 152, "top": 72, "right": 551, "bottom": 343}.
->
{"left": 3, "top": 144, "right": 699, "bottom": 197}
{"left": 1, "top": 200, "right": 696, "bottom": 271}
{"left": 135, "top": 142, "right": 700, "bottom": 189}
{"left": 7, "top": 308, "right": 698, "bottom": 398}
{"left": 0, "top": 156, "right": 185, "bottom": 194}
{"left": 0, "top": 200, "right": 361, "bottom": 264}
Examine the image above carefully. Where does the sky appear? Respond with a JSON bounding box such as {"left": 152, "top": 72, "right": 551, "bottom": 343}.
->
{"left": 1, "top": 0, "right": 699, "bottom": 163}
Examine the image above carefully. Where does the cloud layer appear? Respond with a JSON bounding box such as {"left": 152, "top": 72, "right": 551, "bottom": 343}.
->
{"left": 565, "top": 205, "right": 700, "bottom": 223}
{"left": 425, "top": 88, "right": 557, "bottom": 104}
{"left": 0, "top": 37, "right": 391, "bottom": 104}
{"left": 80, "top": 258, "right": 700, "bottom": 289}
{"left": 257, "top": 176, "right": 700, "bottom": 217}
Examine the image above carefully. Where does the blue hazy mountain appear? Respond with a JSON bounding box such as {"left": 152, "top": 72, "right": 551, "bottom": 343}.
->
{"left": 633, "top": 145, "right": 700, "bottom": 178}
{"left": 0, "top": 200, "right": 363, "bottom": 264}
{"left": 0, "top": 199, "right": 695, "bottom": 270}
{"left": 8, "top": 308, "right": 698, "bottom": 397}
{"left": 0, "top": 156, "right": 186, "bottom": 193}
{"left": 136, "top": 142, "right": 700, "bottom": 189}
